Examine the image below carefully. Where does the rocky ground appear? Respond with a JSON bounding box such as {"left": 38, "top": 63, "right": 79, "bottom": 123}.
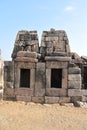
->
{"left": 0, "top": 101, "right": 87, "bottom": 130}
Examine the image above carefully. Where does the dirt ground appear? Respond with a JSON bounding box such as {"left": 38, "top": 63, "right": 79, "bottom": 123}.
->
{"left": 0, "top": 101, "right": 87, "bottom": 130}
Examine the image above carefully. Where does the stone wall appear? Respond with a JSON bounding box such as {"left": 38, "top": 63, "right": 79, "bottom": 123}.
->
{"left": 4, "top": 61, "right": 15, "bottom": 100}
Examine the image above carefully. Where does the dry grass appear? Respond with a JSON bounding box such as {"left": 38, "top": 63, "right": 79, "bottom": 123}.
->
{"left": 0, "top": 101, "right": 87, "bottom": 130}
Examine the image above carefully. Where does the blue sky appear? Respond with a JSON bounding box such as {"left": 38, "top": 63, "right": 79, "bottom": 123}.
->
{"left": 0, "top": 0, "right": 87, "bottom": 60}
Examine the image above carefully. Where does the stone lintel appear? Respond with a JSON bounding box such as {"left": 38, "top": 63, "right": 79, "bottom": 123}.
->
{"left": 14, "top": 57, "right": 38, "bottom": 63}
{"left": 14, "top": 62, "right": 36, "bottom": 69}
{"left": 45, "top": 56, "right": 71, "bottom": 61}
{"left": 46, "top": 61, "right": 68, "bottom": 69}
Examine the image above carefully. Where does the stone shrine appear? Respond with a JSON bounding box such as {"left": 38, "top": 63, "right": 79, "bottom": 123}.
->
{"left": 1, "top": 28, "right": 87, "bottom": 103}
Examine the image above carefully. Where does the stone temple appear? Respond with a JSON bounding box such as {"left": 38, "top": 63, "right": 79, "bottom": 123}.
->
{"left": 1, "top": 28, "right": 87, "bottom": 103}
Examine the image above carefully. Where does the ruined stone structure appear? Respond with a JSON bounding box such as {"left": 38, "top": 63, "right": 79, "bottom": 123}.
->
{"left": 0, "top": 50, "right": 3, "bottom": 100}
{"left": 1, "top": 28, "right": 87, "bottom": 103}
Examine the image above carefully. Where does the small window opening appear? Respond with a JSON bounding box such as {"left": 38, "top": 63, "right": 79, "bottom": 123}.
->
{"left": 51, "top": 69, "right": 62, "bottom": 88}
{"left": 20, "top": 69, "right": 30, "bottom": 88}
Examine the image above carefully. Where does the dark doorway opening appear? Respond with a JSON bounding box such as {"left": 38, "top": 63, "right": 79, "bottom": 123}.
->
{"left": 51, "top": 69, "right": 62, "bottom": 88}
{"left": 20, "top": 69, "right": 30, "bottom": 88}
{"left": 83, "top": 67, "right": 87, "bottom": 89}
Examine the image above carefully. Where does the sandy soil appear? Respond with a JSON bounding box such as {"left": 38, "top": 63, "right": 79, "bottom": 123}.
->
{"left": 0, "top": 101, "right": 87, "bottom": 130}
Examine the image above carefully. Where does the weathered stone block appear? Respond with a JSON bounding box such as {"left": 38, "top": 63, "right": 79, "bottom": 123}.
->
{"left": 35, "top": 88, "right": 45, "bottom": 97}
{"left": 4, "top": 87, "right": 15, "bottom": 96}
{"left": 46, "top": 88, "right": 67, "bottom": 97}
{"left": 16, "top": 95, "right": 31, "bottom": 102}
{"left": 58, "top": 32, "right": 65, "bottom": 37}
{"left": 46, "top": 47, "right": 53, "bottom": 54}
{"left": 32, "top": 97, "right": 45, "bottom": 103}
{"left": 58, "top": 36, "right": 63, "bottom": 40}
{"left": 59, "top": 97, "right": 70, "bottom": 103}
{"left": 35, "top": 63, "right": 45, "bottom": 88}
{"left": 45, "top": 96, "right": 59, "bottom": 104}
{"left": 62, "top": 68, "right": 68, "bottom": 89}
{"left": 0, "top": 89, "right": 3, "bottom": 100}
{"left": 46, "top": 69, "right": 51, "bottom": 88}
{"left": 4, "top": 61, "right": 14, "bottom": 82}
{"left": 30, "top": 69, "right": 35, "bottom": 89}
{"left": 46, "top": 61, "right": 68, "bottom": 69}
{"left": 65, "top": 44, "right": 70, "bottom": 53}
{"left": 15, "top": 88, "right": 34, "bottom": 96}
{"left": 68, "top": 74, "right": 81, "bottom": 81}
{"left": 68, "top": 80, "right": 81, "bottom": 89}
{"left": 81, "top": 90, "right": 87, "bottom": 96}
{"left": 46, "top": 36, "right": 58, "bottom": 41}
{"left": 82, "top": 96, "right": 87, "bottom": 102}
{"left": 25, "top": 46, "right": 31, "bottom": 51}
{"left": 3, "top": 88, "right": 15, "bottom": 100}
{"left": 68, "top": 89, "right": 82, "bottom": 96}
{"left": 31, "top": 44, "right": 39, "bottom": 52}
{"left": 6, "top": 82, "right": 13, "bottom": 88}
{"left": 54, "top": 41, "right": 65, "bottom": 52}
{"left": 70, "top": 96, "right": 82, "bottom": 102}
{"left": 81, "top": 56, "right": 87, "bottom": 61}
{"left": 46, "top": 42, "right": 53, "bottom": 47}
{"left": 17, "top": 51, "right": 37, "bottom": 58}
{"left": 68, "top": 67, "right": 81, "bottom": 74}
{"left": 63, "top": 36, "right": 68, "bottom": 40}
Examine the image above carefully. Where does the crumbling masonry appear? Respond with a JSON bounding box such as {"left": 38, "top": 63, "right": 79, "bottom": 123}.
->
{"left": 1, "top": 28, "right": 87, "bottom": 103}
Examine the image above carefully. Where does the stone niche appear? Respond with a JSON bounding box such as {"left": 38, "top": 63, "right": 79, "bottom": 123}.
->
{"left": 40, "top": 29, "right": 71, "bottom": 103}
{"left": 12, "top": 30, "right": 39, "bottom": 102}
{"left": 45, "top": 61, "right": 68, "bottom": 97}
{"left": 12, "top": 30, "right": 39, "bottom": 59}
{"left": 14, "top": 62, "right": 36, "bottom": 102}
{"left": 40, "top": 29, "right": 71, "bottom": 59}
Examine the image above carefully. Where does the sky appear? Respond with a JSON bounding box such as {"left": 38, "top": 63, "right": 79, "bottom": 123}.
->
{"left": 0, "top": 0, "right": 87, "bottom": 60}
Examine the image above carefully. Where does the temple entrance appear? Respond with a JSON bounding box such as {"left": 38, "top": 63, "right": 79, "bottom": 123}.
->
{"left": 51, "top": 69, "right": 62, "bottom": 88}
{"left": 83, "top": 67, "right": 87, "bottom": 89}
{"left": 20, "top": 69, "right": 30, "bottom": 88}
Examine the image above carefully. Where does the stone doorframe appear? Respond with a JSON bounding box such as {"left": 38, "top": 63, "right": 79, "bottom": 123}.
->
{"left": 45, "top": 61, "right": 68, "bottom": 97}
{"left": 14, "top": 62, "right": 35, "bottom": 89}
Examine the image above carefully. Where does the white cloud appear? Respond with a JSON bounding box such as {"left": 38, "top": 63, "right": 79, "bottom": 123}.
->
{"left": 64, "top": 6, "right": 75, "bottom": 12}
